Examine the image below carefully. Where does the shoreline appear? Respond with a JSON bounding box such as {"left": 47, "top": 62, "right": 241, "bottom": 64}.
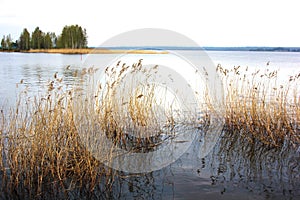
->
{"left": 2, "top": 46, "right": 300, "bottom": 54}
{"left": 0, "top": 48, "right": 168, "bottom": 54}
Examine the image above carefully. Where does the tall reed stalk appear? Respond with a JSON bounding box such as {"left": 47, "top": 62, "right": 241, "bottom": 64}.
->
{"left": 217, "top": 64, "right": 300, "bottom": 146}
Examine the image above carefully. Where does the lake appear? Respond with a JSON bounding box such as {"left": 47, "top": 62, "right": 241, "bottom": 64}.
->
{"left": 1, "top": 50, "right": 299, "bottom": 106}
{"left": 0, "top": 50, "right": 299, "bottom": 199}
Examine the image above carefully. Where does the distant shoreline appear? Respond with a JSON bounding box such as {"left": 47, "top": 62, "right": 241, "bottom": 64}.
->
{"left": 1, "top": 46, "right": 300, "bottom": 54}
{"left": 90, "top": 46, "right": 300, "bottom": 52}
{"left": 0, "top": 48, "right": 169, "bottom": 54}
{"left": 203, "top": 46, "right": 300, "bottom": 52}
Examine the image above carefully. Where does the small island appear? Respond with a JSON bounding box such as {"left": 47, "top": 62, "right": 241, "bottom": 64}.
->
{"left": 1, "top": 25, "right": 87, "bottom": 51}
{"left": 0, "top": 25, "right": 168, "bottom": 54}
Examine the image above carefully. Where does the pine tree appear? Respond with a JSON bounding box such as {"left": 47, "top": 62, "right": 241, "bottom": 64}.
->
{"left": 57, "top": 25, "right": 88, "bottom": 49}
{"left": 44, "top": 32, "right": 52, "bottom": 49}
{"left": 31, "top": 27, "right": 43, "bottom": 49}
{"left": 1, "top": 36, "right": 6, "bottom": 49}
{"left": 19, "top": 28, "right": 30, "bottom": 50}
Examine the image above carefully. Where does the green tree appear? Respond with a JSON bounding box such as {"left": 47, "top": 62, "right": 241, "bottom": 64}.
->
{"left": 31, "top": 27, "right": 43, "bottom": 49}
{"left": 57, "top": 25, "right": 88, "bottom": 48}
{"left": 56, "top": 35, "right": 62, "bottom": 48}
{"left": 43, "top": 32, "right": 52, "bottom": 49}
{"left": 5, "top": 34, "right": 13, "bottom": 50}
{"left": 19, "top": 28, "right": 30, "bottom": 50}
{"left": 49, "top": 32, "right": 57, "bottom": 48}
{"left": 1, "top": 35, "right": 6, "bottom": 49}
{"left": 82, "top": 28, "right": 88, "bottom": 48}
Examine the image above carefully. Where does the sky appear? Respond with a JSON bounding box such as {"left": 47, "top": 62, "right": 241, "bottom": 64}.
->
{"left": 0, "top": 0, "right": 299, "bottom": 47}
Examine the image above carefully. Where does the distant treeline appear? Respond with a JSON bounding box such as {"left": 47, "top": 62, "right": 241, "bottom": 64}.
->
{"left": 203, "top": 47, "right": 300, "bottom": 52}
{"left": 1, "top": 24, "right": 88, "bottom": 50}
{"left": 89, "top": 46, "right": 300, "bottom": 52}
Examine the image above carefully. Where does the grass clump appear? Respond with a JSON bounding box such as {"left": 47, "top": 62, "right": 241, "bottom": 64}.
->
{"left": 217, "top": 64, "right": 300, "bottom": 146}
{"left": 92, "top": 60, "right": 182, "bottom": 151}
{"left": 0, "top": 59, "right": 200, "bottom": 198}
{"left": 0, "top": 71, "right": 112, "bottom": 199}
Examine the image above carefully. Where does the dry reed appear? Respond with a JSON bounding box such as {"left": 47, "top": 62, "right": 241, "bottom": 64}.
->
{"left": 217, "top": 64, "right": 300, "bottom": 146}
{"left": 0, "top": 59, "right": 299, "bottom": 198}
{"left": 0, "top": 59, "right": 197, "bottom": 198}
{"left": 0, "top": 71, "right": 111, "bottom": 199}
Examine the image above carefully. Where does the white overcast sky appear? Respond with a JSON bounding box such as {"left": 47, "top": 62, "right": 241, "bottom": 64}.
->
{"left": 0, "top": 0, "right": 299, "bottom": 47}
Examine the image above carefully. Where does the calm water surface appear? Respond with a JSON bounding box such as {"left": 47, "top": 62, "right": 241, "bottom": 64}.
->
{"left": 0, "top": 51, "right": 299, "bottom": 199}
{"left": 1, "top": 51, "right": 300, "bottom": 105}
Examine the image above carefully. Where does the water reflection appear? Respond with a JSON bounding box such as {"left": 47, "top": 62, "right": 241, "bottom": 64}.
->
{"left": 3, "top": 117, "right": 298, "bottom": 199}
{"left": 97, "top": 130, "right": 299, "bottom": 199}
{"left": 41, "top": 129, "right": 297, "bottom": 199}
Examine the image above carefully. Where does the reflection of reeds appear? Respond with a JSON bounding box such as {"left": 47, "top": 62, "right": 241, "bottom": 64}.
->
{"left": 217, "top": 64, "right": 300, "bottom": 146}
{"left": 207, "top": 127, "right": 299, "bottom": 197}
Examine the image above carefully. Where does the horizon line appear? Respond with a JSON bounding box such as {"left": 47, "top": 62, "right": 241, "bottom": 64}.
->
{"left": 89, "top": 46, "right": 300, "bottom": 52}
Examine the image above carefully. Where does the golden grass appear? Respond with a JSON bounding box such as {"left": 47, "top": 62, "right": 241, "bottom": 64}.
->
{"left": 76, "top": 60, "right": 184, "bottom": 153}
{"left": 0, "top": 60, "right": 194, "bottom": 198}
{"left": 23, "top": 48, "right": 168, "bottom": 54}
{"left": 0, "top": 59, "right": 299, "bottom": 198}
{"left": 0, "top": 82, "right": 108, "bottom": 198}
{"left": 217, "top": 64, "right": 300, "bottom": 146}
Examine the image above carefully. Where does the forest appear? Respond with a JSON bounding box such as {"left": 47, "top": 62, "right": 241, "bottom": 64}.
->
{"left": 1, "top": 24, "right": 88, "bottom": 50}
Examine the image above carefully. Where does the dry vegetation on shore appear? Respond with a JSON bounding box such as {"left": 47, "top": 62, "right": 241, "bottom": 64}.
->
{"left": 1, "top": 48, "right": 168, "bottom": 54}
